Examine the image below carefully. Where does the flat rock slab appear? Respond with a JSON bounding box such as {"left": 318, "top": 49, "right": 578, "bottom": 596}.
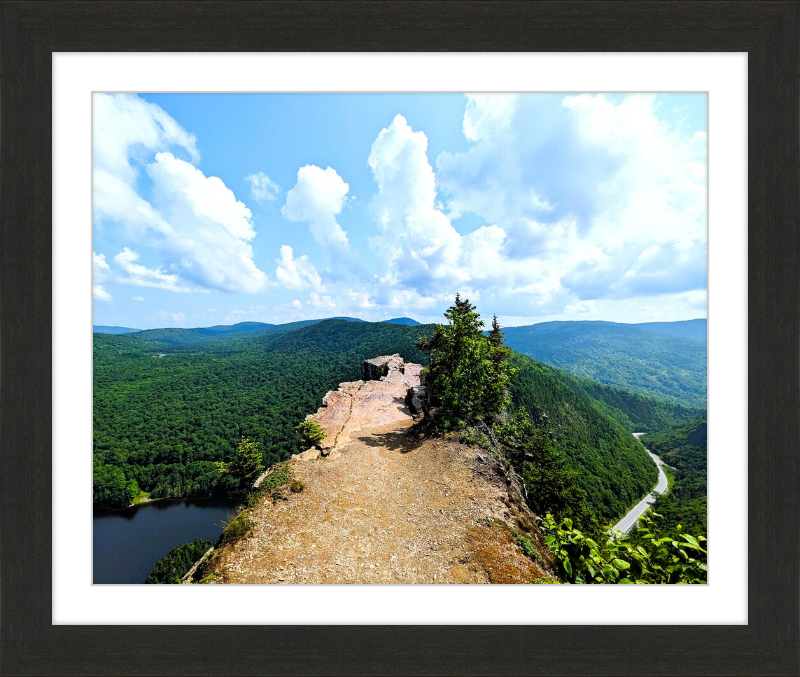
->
{"left": 309, "top": 390, "right": 355, "bottom": 450}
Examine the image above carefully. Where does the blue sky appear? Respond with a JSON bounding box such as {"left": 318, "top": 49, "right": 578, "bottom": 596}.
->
{"left": 92, "top": 92, "right": 707, "bottom": 329}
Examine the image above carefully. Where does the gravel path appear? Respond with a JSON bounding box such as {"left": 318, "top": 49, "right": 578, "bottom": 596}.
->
{"left": 206, "top": 363, "right": 549, "bottom": 584}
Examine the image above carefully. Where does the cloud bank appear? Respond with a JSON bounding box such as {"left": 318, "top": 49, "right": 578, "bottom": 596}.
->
{"left": 93, "top": 93, "right": 269, "bottom": 295}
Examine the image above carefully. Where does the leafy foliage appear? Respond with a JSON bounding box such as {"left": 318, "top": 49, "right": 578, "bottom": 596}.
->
{"left": 226, "top": 437, "right": 265, "bottom": 501}
{"left": 495, "top": 410, "right": 587, "bottom": 522}
{"left": 503, "top": 321, "right": 707, "bottom": 407}
{"left": 295, "top": 420, "right": 326, "bottom": 448}
{"left": 93, "top": 463, "right": 139, "bottom": 508}
{"left": 416, "top": 296, "right": 516, "bottom": 429}
{"left": 542, "top": 513, "right": 706, "bottom": 584}
{"left": 145, "top": 538, "right": 212, "bottom": 584}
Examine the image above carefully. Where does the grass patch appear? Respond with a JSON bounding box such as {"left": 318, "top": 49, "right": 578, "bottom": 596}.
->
{"left": 132, "top": 490, "right": 152, "bottom": 505}
{"left": 219, "top": 461, "right": 303, "bottom": 547}
{"left": 220, "top": 510, "right": 254, "bottom": 544}
{"left": 512, "top": 528, "right": 546, "bottom": 566}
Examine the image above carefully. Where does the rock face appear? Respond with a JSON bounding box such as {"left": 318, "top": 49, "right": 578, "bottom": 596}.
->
{"left": 361, "top": 354, "right": 405, "bottom": 382}
{"left": 405, "top": 384, "right": 428, "bottom": 417}
{"left": 303, "top": 356, "right": 424, "bottom": 456}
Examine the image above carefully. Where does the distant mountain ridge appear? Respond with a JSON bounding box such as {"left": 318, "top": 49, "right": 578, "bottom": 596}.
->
{"left": 383, "top": 317, "right": 422, "bottom": 326}
{"left": 93, "top": 325, "right": 141, "bottom": 334}
{"left": 634, "top": 319, "right": 706, "bottom": 342}
{"left": 93, "top": 316, "right": 424, "bottom": 340}
{"left": 503, "top": 320, "right": 706, "bottom": 408}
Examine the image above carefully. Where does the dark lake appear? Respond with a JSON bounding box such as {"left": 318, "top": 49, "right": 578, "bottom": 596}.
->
{"left": 93, "top": 497, "right": 237, "bottom": 584}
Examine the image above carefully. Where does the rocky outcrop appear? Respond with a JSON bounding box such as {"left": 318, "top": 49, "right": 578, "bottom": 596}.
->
{"left": 362, "top": 354, "right": 404, "bottom": 381}
{"left": 301, "top": 355, "right": 424, "bottom": 457}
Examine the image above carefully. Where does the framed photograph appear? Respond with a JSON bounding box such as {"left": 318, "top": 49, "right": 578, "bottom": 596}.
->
{"left": 2, "top": 1, "right": 798, "bottom": 675}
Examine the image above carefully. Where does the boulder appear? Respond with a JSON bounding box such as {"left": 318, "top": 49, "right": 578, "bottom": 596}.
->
{"left": 403, "top": 363, "right": 424, "bottom": 380}
{"left": 362, "top": 354, "right": 404, "bottom": 381}
{"left": 294, "top": 448, "right": 320, "bottom": 462}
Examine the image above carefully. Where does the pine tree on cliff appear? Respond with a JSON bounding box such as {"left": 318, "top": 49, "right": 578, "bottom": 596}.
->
{"left": 416, "top": 295, "right": 515, "bottom": 429}
{"left": 228, "top": 437, "right": 265, "bottom": 498}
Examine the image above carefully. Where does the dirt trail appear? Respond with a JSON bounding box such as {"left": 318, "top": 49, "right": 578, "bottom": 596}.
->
{"left": 205, "top": 358, "right": 549, "bottom": 584}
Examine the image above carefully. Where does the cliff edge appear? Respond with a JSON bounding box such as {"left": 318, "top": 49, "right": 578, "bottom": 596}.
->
{"left": 200, "top": 355, "right": 550, "bottom": 584}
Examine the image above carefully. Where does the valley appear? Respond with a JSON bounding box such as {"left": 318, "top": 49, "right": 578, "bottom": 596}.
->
{"left": 93, "top": 312, "right": 707, "bottom": 584}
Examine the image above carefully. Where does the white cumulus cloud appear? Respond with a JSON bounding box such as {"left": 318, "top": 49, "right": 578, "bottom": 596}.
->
{"left": 435, "top": 93, "right": 707, "bottom": 306}
{"left": 275, "top": 245, "right": 323, "bottom": 290}
{"left": 93, "top": 94, "right": 269, "bottom": 294}
{"left": 113, "top": 247, "right": 194, "bottom": 292}
{"left": 93, "top": 285, "right": 112, "bottom": 301}
{"left": 282, "top": 165, "right": 351, "bottom": 252}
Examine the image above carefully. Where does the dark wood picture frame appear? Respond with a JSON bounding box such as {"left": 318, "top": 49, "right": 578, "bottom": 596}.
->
{"left": 1, "top": 1, "right": 798, "bottom": 675}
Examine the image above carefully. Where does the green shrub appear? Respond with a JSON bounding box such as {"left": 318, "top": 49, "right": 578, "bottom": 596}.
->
{"left": 220, "top": 510, "right": 254, "bottom": 544}
{"left": 416, "top": 295, "right": 516, "bottom": 430}
{"left": 296, "top": 420, "right": 326, "bottom": 448}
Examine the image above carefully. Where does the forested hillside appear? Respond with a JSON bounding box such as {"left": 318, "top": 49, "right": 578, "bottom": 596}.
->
{"left": 93, "top": 320, "right": 432, "bottom": 508}
{"left": 560, "top": 373, "right": 704, "bottom": 433}
{"left": 503, "top": 321, "right": 707, "bottom": 407}
{"left": 640, "top": 418, "right": 707, "bottom": 537}
{"left": 509, "top": 353, "right": 657, "bottom": 522}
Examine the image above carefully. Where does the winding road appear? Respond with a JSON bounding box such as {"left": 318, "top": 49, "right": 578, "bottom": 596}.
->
{"left": 610, "top": 433, "right": 669, "bottom": 536}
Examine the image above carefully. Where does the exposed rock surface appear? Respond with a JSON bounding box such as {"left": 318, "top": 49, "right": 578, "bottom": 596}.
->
{"left": 361, "top": 354, "right": 405, "bottom": 382}
{"left": 202, "top": 355, "right": 550, "bottom": 584}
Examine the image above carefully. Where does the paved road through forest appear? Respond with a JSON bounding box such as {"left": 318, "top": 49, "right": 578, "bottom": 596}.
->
{"left": 610, "top": 433, "right": 669, "bottom": 536}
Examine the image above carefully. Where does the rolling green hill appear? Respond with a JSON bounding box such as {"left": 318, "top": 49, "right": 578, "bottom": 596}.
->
{"left": 509, "top": 353, "right": 658, "bottom": 522}
{"left": 503, "top": 320, "right": 707, "bottom": 407}
{"left": 383, "top": 317, "right": 422, "bottom": 326}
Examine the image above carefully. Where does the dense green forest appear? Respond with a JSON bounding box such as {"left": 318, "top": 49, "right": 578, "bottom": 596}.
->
{"left": 145, "top": 538, "right": 212, "bottom": 584}
{"left": 93, "top": 321, "right": 432, "bottom": 508}
{"left": 503, "top": 320, "right": 707, "bottom": 407}
{"left": 640, "top": 418, "right": 708, "bottom": 537}
{"left": 559, "top": 373, "right": 704, "bottom": 433}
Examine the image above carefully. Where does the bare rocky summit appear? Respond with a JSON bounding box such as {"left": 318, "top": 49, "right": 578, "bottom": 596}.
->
{"left": 201, "top": 355, "right": 551, "bottom": 584}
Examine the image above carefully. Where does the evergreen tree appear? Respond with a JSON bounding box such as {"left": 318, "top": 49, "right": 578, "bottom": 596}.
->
{"left": 417, "top": 294, "right": 515, "bottom": 428}
{"left": 228, "top": 437, "right": 265, "bottom": 497}
{"left": 295, "top": 419, "right": 326, "bottom": 448}
{"left": 497, "top": 409, "right": 587, "bottom": 522}
{"left": 482, "top": 314, "right": 514, "bottom": 420}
